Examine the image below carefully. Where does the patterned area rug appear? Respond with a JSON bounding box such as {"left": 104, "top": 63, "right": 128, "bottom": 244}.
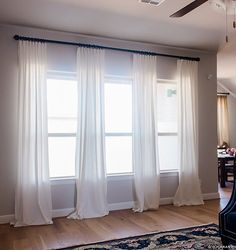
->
{"left": 59, "top": 223, "right": 223, "bottom": 249}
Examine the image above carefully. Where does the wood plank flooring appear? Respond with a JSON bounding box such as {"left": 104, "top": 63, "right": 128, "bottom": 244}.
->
{"left": 0, "top": 186, "right": 232, "bottom": 250}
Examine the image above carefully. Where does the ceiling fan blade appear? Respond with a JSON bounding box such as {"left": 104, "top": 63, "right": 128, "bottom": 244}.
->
{"left": 170, "top": 0, "right": 208, "bottom": 17}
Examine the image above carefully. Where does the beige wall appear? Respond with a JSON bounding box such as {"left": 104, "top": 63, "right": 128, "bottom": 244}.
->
{"left": 0, "top": 24, "right": 218, "bottom": 216}
{"left": 227, "top": 95, "right": 236, "bottom": 147}
{"left": 217, "top": 84, "right": 236, "bottom": 148}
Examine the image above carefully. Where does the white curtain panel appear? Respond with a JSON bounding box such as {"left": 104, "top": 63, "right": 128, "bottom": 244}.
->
{"left": 15, "top": 41, "right": 52, "bottom": 227}
{"left": 217, "top": 96, "right": 229, "bottom": 146}
{"left": 173, "top": 60, "right": 204, "bottom": 206}
{"left": 68, "top": 48, "right": 108, "bottom": 219}
{"left": 132, "top": 54, "right": 160, "bottom": 212}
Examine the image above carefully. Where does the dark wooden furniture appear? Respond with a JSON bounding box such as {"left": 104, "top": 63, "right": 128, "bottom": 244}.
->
{"left": 218, "top": 154, "right": 236, "bottom": 188}
{"left": 219, "top": 179, "right": 236, "bottom": 245}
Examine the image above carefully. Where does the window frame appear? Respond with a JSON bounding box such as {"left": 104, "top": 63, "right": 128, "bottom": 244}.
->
{"left": 157, "top": 78, "right": 178, "bottom": 172}
{"left": 47, "top": 72, "right": 179, "bottom": 180}
{"left": 47, "top": 71, "right": 77, "bottom": 179}
{"left": 104, "top": 75, "right": 133, "bottom": 176}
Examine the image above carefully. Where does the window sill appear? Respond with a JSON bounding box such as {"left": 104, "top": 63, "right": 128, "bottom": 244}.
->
{"left": 107, "top": 173, "right": 133, "bottom": 181}
{"left": 50, "top": 177, "right": 76, "bottom": 185}
{"left": 160, "top": 170, "right": 179, "bottom": 178}
{"left": 50, "top": 170, "right": 179, "bottom": 184}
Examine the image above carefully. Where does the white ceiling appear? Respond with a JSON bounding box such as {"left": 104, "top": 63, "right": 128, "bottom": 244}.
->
{"left": 0, "top": 0, "right": 229, "bottom": 50}
{"left": 1, "top": 0, "right": 236, "bottom": 91}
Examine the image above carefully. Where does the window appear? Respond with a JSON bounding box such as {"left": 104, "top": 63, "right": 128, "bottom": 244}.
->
{"left": 157, "top": 80, "right": 178, "bottom": 171}
{"left": 104, "top": 79, "right": 133, "bottom": 175}
{"left": 47, "top": 74, "right": 178, "bottom": 178}
{"left": 47, "top": 76, "right": 77, "bottom": 178}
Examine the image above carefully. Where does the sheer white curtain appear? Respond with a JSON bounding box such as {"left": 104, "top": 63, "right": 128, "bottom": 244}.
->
{"left": 132, "top": 54, "right": 160, "bottom": 212}
{"left": 173, "top": 60, "right": 204, "bottom": 206}
{"left": 15, "top": 41, "right": 52, "bottom": 227}
{"left": 217, "top": 95, "right": 229, "bottom": 146}
{"left": 68, "top": 48, "right": 108, "bottom": 219}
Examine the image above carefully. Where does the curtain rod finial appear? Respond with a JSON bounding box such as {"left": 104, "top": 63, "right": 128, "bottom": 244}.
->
{"left": 14, "top": 35, "right": 20, "bottom": 40}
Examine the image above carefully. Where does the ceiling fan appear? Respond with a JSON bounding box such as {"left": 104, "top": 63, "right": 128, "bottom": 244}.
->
{"left": 170, "top": 0, "right": 236, "bottom": 18}
{"left": 170, "top": 0, "right": 208, "bottom": 17}
{"left": 170, "top": 0, "right": 236, "bottom": 42}
{"left": 139, "top": 0, "right": 236, "bottom": 42}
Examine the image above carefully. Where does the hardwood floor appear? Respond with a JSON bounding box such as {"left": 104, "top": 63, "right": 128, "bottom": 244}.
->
{"left": 0, "top": 186, "right": 232, "bottom": 250}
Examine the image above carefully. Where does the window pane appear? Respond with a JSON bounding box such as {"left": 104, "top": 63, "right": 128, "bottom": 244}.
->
{"left": 48, "top": 137, "right": 76, "bottom": 178}
{"left": 157, "top": 83, "right": 177, "bottom": 133}
{"left": 106, "top": 136, "right": 132, "bottom": 174}
{"left": 105, "top": 83, "right": 132, "bottom": 133}
{"left": 48, "top": 118, "right": 76, "bottom": 134}
{"left": 47, "top": 79, "right": 77, "bottom": 118}
{"left": 158, "top": 135, "right": 178, "bottom": 171}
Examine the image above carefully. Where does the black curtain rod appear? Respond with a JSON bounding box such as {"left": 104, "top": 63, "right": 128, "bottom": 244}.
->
{"left": 14, "top": 35, "right": 200, "bottom": 62}
{"left": 217, "top": 92, "right": 230, "bottom": 96}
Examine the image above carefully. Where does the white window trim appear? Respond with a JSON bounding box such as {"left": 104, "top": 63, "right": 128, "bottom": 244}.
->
{"left": 47, "top": 72, "right": 77, "bottom": 179}
{"left": 48, "top": 73, "right": 179, "bottom": 180}
{"left": 47, "top": 72, "right": 178, "bottom": 84}
{"left": 158, "top": 132, "right": 177, "bottom": 136}
{"left": 50, "top": 177, "right": 76, "bottom": 185}
{"left": 157, "top": 79, "right": 178, "bottom": 173}
{"left": 50, "top": 171, "right": 179, "bottom": 185}
{"left": 47, "top": 70, "right": 76, "bottom": 80}
{"left": 48, "top": 133, "right": 76, "bottom": 137}
{"left": 105, "top": 75, "right": 132, "bottom": 84}
{"left": 157, "top": 78, "right": 177, "bottom": 84}
{"left": 106, "top": 133, "right": 132, "bottom": 136}
{"left": 105, "top": 78, "right": 133, "bottom": 175}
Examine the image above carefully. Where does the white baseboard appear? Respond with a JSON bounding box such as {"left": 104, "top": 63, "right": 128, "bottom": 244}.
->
{"left": 52, "top": 208, "right": 75, "bottom": 218}
{"left": 0, "top": 214, "right": 14, "bottom": 224}
{"left": 158, "top": 192, "right": 220, "bottom": 206}
{"left": 58, "top": 192, "right": 220, "bottom": 214}
{"left": 0, "top": 209, "right": 75, "bottom": 224}
{"left": 108, "top": 201, "right": 134, "bottom": 211}
{"left": 0, "top": 192, "right": 221, "bottom": 224}
{"left": 52, "top": 202, "right": 135, "bottom": 218}
{"left": 202, "top": 192, "right": 220, "bottom": 200}
{"left": 160, "top": 197, "right": 173, "bottom": 205}
{"left": 107, "top": 198, "right": 177, "bottom": 210}
{"left": 107, "top": 197, "right": 174, "bottom": 210}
